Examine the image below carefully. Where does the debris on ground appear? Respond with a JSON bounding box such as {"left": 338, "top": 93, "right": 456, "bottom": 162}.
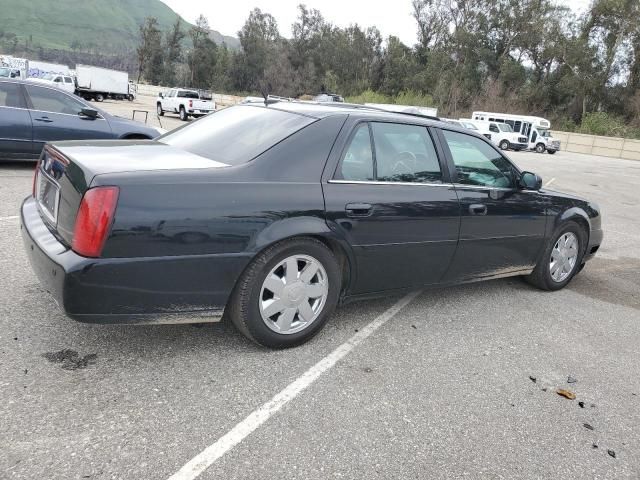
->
{"left": 567, "top": 376, "right": 577, "bottom": 383}
{"left": 583, "top": 423, "right": 594, "bottom": 431}
{"left": 411, "top": 324, "right": 417, "bottom": 329}
{"left": 556, "top": 388, "right": 576, "bottom": 400}
{"left": 578, "top": 401, "right": 585, "bottom": 408}
{"left": 362, "top": 367, "right": 373, "bottom": 373}
{"left": 592, "top": 443, "right": 598, "bottom": 449}
{"left": 42, "top": 350, "right": 98, "bottom": 370}
{"left": 529, "top": 375, "right": 537, "bottom": 383}
{"left": 608, "top": 449, "right": 616, "bottom": 458}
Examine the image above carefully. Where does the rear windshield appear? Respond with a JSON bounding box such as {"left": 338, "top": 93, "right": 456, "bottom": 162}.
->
{"left": 177, "top": 90, "right": 199, "bottom": 98}
{"left": 159, "top": 105, "right": 315, "bottom": 165}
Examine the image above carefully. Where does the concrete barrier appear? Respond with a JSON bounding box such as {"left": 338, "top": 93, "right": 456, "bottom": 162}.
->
{"left": 552, "top": 131, "right": 640, "bottom": 161}
{"left": 135, "top": 84, "right": 243, "bottom": 107}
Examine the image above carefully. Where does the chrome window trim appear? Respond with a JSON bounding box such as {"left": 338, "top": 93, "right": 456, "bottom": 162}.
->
{"left": 0, "top": 105, "right": 27, "bottom": 111}
{"left": 29, "top": 108, "right": 105, "bottom": 120}
{"left": 328, "top": 179, "right": 453, "bottom": 188}
{"left": 453, "top": 183, "right": 540, "bottom": 194}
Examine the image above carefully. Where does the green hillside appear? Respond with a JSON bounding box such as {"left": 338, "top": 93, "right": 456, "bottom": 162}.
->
{"left": 0, "top": 0, "right": 239, "bottom": 52}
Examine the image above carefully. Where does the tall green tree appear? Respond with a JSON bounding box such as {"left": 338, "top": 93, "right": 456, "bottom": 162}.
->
{"left": 136, "top": 17, "right": 162, "bottom": 83}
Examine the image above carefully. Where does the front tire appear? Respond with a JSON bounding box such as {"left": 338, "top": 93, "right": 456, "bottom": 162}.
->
{"left": 535, "top": 143, "right": 546, "bottom": 153}
{"left": 499, "top": 140, "right": 510, "bottom": 150}
{"left": 525, "top": 221, "right": 586, "bottom": 291}
{"left": 179, "top": 106, "right": 188, "bottom": 121}
{"left": 547, "top": 149, "right": 557, "bottom": 155}
{"left": 157, "top": 103, "right": 164, "bottom": 116}
{"left": 228, "top": 238, "right": 341, "bottom": 348}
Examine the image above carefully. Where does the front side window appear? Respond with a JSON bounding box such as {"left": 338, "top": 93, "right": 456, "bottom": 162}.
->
{"left": 371, "top": 122, "right": 442, "bottom": 183}
{"left": 0, "top": 82, "right": 26, "bottom": 108}
{"left": 160, "top": 105, "right": 314, "bottom": 165}
{"left": 26, "top": 85, "right": 85, "bottom": 115}
{"left": 442, "top": 130, "right": 516, "bottom": 188}
{"left": 489, "top": 123, "right": 499, "bottom": 133}
{"left": 339, "top": 124, "right": 374, "bottom": 181}
{"left": 498, "top": 124, "right": 513, "bottom": 133}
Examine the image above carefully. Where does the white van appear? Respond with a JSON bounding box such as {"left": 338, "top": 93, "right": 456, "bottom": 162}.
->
{"left": 471, "top": 112, "right": 560, "bottom": 154}
{"left": 467, "top": 120, "right": 529, "bottom": 151}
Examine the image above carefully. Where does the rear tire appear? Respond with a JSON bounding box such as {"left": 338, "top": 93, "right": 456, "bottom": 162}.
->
{"left": 499, "top": 140, "right": 510, "bottom": 150}
{"left": 157, "top": 103, "right": 164, "bottom": 116}
{"left": 95, "top": 93, "right": 104, "bottom": 102}
{"left": 525, "top": 221, "right": 587, "bottom": 291}
{"left": 227, "top": 237, "right": 341, "bottom": 349}
{"left": 535, "top": 143, "right": 546, "bottom": 153}
{"left": 179, "top": 106, "right": 188, "bottom": 121}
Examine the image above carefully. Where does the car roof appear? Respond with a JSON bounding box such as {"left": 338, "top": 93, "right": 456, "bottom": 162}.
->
{"left": 247, "top": 100, "right": 452, "bottom": 126}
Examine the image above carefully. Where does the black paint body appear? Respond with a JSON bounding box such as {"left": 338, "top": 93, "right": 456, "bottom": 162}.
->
{"left": 21, "top": 103, "right": 603, "bottom": 323}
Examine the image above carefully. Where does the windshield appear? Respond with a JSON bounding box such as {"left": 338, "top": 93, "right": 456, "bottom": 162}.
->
{"left": 41, "top": 73, "right": 57, "bottom": 81}
{"left": 539, "top": 129, "right": 551, "bottom": 137}
{"left": 498, "top": 124, "right": 514, "bottom": 132}
{"left": 159, "top": 105, "right": 315, "bottom": 165}
{"left": 0, "top": 67, "right": 10, "bottom": 77}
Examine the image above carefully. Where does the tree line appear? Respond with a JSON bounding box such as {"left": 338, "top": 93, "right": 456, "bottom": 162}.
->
{"left": 136, "top": 0, "right": 640, "bottom": 136}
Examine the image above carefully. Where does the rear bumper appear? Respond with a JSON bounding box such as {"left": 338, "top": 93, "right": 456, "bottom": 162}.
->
{"left": 21, "top": 197, "right": 246, "bottom": 324}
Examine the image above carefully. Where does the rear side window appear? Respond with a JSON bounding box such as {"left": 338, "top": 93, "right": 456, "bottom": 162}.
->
{"left": 160, "top": 105, "right": 314, "bottom": 165}
{"left": 339, "top": 124, "right": 374, "bottom": 181}
{"left": 0, "top": 82, "right": 26, "bottom": 108}
{"left": 371, "top": 122, "right": 442, "bottom": 183}
{"left": 336, "top": 122, "right": 442, "bottom": 183}
{"left": 64, "top": 77, "right": 73, "bottom": 84}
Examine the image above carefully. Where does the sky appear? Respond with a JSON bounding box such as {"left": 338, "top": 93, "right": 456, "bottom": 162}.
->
{"left": 160, "top": 0, "right": 593, "bottom": 47}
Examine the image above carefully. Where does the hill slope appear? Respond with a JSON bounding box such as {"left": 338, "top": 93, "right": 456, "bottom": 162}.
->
{"left": 0, "top": 0, "right": 239, "bottom": 52}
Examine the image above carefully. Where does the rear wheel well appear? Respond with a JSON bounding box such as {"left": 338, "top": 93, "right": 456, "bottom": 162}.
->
{"left": 307, "top": 235, "right": 351, "bottom": 298}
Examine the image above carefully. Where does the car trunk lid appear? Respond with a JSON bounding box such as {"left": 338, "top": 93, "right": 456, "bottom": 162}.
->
{"left": 34, "top": 140, "right": 229, "bottom": 247}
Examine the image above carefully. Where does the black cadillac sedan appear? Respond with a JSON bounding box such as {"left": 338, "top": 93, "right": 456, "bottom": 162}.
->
{"left": 21, "top": 102, "right": 603, "bottom": 348}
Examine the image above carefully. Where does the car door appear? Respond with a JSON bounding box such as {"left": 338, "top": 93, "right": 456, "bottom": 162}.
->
{"left": 437, "top": 128, "right": 547, "bottom": 281}
{"left": 24, "top": 84, "right": 113, "bottom": 155}
{"left": 0, "top": 81, "right": 33, "bottom": 160}
{"left": 324, "top": 120, "right": 460, "bottom": 294}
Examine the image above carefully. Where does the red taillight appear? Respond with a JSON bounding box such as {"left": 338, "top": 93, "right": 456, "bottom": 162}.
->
{"left": 189, "top": 100, "right": 193, "bottom": 108}
{"left": 72, "top": 186, "right": 119, "bottom": 258}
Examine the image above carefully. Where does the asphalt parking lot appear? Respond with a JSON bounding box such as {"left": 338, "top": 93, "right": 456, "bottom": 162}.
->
{"left": 1, "top": 137, "right": 639, "bottom": 477}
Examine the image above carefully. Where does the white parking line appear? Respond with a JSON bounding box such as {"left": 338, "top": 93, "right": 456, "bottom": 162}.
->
{"left": 0, "top": 215, "right": 19, "bottom": 222}
{"left": 167, "top": 290, "right": 421, "bottom": 480}
{"left": 544, "top": 178, "right": 556, "bottom": 187}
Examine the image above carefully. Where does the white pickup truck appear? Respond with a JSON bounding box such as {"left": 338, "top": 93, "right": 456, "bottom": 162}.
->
{"left": 157, "top": 88, "right": 215, "bottom": 121}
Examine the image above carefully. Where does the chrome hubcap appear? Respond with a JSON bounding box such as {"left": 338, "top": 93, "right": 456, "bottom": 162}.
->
{"left": 259, "top": 254, "right": 328, "bottom": 335}
{"left": 550, "top": 232, "right": 579, "bottom": 283}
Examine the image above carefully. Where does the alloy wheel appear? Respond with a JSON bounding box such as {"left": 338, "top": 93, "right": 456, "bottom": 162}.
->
{"left": 549, "top": 232, "right": 579, "bottom": 283}
{"left": 259, "top": 254, "right": 328, "bottom": 335}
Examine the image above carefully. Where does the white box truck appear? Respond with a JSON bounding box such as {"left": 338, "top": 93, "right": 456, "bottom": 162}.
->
{"left": 471, "top": 112, "right": 560, "bottom": 154}
{"left": 75, "top": 64, "right": 134, "bottom": 102}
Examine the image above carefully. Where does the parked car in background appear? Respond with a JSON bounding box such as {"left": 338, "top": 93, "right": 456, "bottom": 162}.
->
{"left": 26, "top": 73, "right": 76, "bottom": 94}
{"left": 442, "top": 118, "right": 478, "bottom": 130}
{"left": 0, "top": 67, "right": 21, "bottom": 78}
{"left": 21, "top": 102, "right": 602, "bottom": 348}
{"left": 0, "top": 79, "right": 161, "bottom": 161}
{"left": 157, "top": 88, "right": 215, "bottom": 121}
{"left": 313, "top": 93, "right": 344, "bottom": 103}
{"left": 469, "top": 120, "right": 529, "bottom": 151}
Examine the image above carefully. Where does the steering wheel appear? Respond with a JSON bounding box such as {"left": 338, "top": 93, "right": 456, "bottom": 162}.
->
{"left": 391, "top": 151, "right": 417, "bottom": 176}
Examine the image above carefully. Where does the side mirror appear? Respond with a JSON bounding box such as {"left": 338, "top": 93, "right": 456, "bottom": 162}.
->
{"left": 79, "top": 107, "right": 99, "bottom": 119}
{"left": 519, "top": 171, "right": 543, "bottom": 190}
{"left": 159, "top": 92, "right": 164, "bottom": 98}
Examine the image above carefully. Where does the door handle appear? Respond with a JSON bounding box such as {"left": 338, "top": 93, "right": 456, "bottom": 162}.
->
{"left": 34, "top": 117, "right": 53, "bottom": 123}
{"left": 345, "top": 203, "right": 372, "bottom": 217}
{"left": 469, "top": 204, "right": 487, "bottom": 216}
